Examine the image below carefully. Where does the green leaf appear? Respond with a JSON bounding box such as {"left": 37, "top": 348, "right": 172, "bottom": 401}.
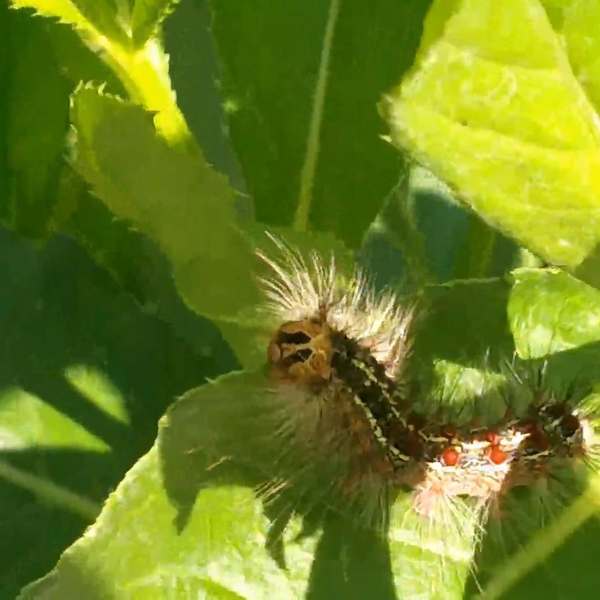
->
{"left": 209, "top": 0, "right": 432, "bottom": 247}
{"left": 69, "top": 88, "right": 355, "bottom": 369}
{"left": 46, "top": 13, "right": 127, "bottom": 94}
{"left": 21, "top": 268, "right": 600, "bottom": 599}
{"left": 132, "top": 0, "right": 178, "bottom": 47}
{"left": 0, "top": 226, "right": 218, "bottom": 597}
{"left": 18, "top": 371, "right": 474, "bottom": 600}
{"left": 10, "top": 0, "right": 130, "bottom": 47}
{"left": 1, "top": 0, "right": 131, "bottom": 240}
{"left": 383, "top": 0, "right": 600, "bottom": 277}
{"left": 3, "top": 11, "right": 72, "bottom": 239}
{"left": 562, "top": 0, "right": 600, "bottom": 112}
{"left": 70, "top": 86, "right": 258, "bottom": 316}
{"left": 69, "top": 86, "right": 262, "bottom": 367}
{"left": 509, "top": 267, "right": 600, "bottom": 358}
{"left": 11, "top": 0, "right": 196, "bottom": 153}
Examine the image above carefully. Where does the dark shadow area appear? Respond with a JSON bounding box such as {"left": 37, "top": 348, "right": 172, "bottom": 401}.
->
{"left": 536, "top": 338, "right": 600, "bottom": 383}
{"left": 0, "top": 226, "right": 232, "bottom": 599}
{"left": 465, "top": 475, "right": 600, "bottom": 600}
{"left": 410, "top": 277, "right": 515, "bottom": 396}
{"left": 60, "top": 178, "right": 240, "bottom": 375}
{"left": 573, "top": 239, "right": 600, "bottom": 290}
{"left": 164, "top": 0, "right": 248, "bottom": 197}
{"left": 414, "top": 188, "right": 470, "bottom": 283}
{"left": 480, "top": 517, "right": 600, "bottom": 600}
{"left": 362, "top": 180, "right": 520, "bottom": 292}
{"left": 0, "top": 450, "right": 118, "bottom": 600}
{"left": 306, "top": 515, "right": 397, "bottom": 600}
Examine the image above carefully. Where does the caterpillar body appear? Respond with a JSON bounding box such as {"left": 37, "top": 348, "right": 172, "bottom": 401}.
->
{"left": 253, "top": 235, "right": 600, "bottom": 596}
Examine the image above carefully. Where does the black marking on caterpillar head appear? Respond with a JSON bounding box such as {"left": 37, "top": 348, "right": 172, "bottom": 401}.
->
{"left": 267, "top": 319, "right": 333, "bottom": 387}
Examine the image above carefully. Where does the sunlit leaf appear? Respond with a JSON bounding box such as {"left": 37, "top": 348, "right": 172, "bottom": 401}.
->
{"left": 69, "top": 86, "right": 362, "bottom": 369}
{"left": 384, "top": 0, "right": 600, "bottom": 281}
{"left": 131, "top": 0, "right": 178, "bottom": 47}
{"left": 10, "top": 0, "right": 129, "bottom": 46}
{"left": 70, "top": 87, "right": 258, "bottom": 316}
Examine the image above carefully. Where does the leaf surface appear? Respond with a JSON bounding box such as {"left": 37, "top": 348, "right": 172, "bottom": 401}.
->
{"left": 0, "top": 227, "right": 216, "bottom": 598}
{"left": 208, "top": 0, "right": 432, "bottom": 247}
{"left": 11, "top": 0, "right": 129, "bottom": 46}
{"left": 384, "top": 0, "right": 600, "bottom": 280}
{"left": 69, "top": 87, "right": 357, "bottom": 369}
{"left": 132, "top": 0, "right": 178, "bottom": 47}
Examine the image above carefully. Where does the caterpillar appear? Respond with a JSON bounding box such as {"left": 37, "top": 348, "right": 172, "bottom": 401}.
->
{"left": 253, "top": 235, "right": 600, "bottom": 595}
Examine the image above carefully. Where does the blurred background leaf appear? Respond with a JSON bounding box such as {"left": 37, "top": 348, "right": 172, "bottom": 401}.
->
{"left": 207, "top": 0, "right": 433, "bottom": 247}
{"left": 3, "top": 11, "right": 71, "bottom": 239}
{"left": 0, "top": 224, "right": 231, "bottom": 599}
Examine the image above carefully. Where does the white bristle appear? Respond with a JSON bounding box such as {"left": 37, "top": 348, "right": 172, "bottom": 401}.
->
{"left": 257, "top": 233, "right": 414, "bottom": 377}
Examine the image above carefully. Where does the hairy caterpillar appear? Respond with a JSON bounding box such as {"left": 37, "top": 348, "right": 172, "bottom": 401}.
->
{"left": 252, "top": 235, "right": 600, "bottom": 595}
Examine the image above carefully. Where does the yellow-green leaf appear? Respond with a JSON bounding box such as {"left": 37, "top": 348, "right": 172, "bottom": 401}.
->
{"left": 131, "top": 0, "right": 178, "bottom": 47}
{"left": 10, "top": 0, "right": 129, "bottom": 47}
{"left": 384, "top": 0, "right": 600, "bottom": 280}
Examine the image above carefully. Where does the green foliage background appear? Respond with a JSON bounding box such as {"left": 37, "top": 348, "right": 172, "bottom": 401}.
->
{"left": 3, "top": 0, "right": 600, "bottom": 598}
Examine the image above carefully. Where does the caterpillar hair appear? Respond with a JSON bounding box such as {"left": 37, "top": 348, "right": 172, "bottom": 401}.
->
{"left": 257, "top": 234, "right": 414, "bottom": 379}
{"left": 252, "top": 235, "right": 416, "bottom": 531}
{"left": 247, "top": 235, "right": 600, "bottom": 596}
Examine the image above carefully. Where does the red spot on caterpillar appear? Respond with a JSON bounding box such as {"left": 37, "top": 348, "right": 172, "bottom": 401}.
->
{"left": 489, "top": 446, "right": 508, "bottom": 465}
{"left": 441, "top": 447, "right": 459, "bottom": 466}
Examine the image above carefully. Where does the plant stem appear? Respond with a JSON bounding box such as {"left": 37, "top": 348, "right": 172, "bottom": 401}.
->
{"left": 0, "top": 459, "right": 101, "bottom": 521}
{"left": 294, "top": 0, "right": 342, "bottom": 232}
{"left": 97, "top": 37, "right": 198, "bottom": 155}
{"left": 20, "top": 0, "right": 199, "bottom": 156}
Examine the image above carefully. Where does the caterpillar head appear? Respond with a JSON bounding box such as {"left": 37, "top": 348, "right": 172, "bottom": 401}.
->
{"left": 267, "top": 318, "right": 333, "bottom": 387}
